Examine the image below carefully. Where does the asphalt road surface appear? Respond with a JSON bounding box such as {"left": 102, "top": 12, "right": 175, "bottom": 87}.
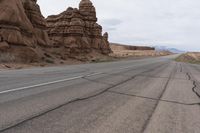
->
{"left": 0, "top": 55, "right": 200, "bottom": 133}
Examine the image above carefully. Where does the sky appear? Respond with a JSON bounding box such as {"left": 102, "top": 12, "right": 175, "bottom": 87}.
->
{"left": 38, "top": 0, "right": 200, "bottom": 51}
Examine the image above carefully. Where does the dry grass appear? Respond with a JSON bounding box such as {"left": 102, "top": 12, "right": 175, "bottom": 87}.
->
{"left": 175, "top": 52, "right": 200, "bottom": 64}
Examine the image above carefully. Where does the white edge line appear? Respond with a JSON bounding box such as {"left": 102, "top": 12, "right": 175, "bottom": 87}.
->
{"left": 0, "top": 72, "right": 104, "bottom": 95}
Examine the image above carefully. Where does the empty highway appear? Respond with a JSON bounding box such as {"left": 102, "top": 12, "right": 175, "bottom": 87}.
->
{"left": 0, "top": 55, "right": 200, "bottom": 133}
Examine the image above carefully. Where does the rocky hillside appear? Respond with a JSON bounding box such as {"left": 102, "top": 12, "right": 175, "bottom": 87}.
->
{"left": 0, "top": 0, "right": 112, "bottom": 63}
{"left": 0, "top": 0, "right": 51, "bottom": 63}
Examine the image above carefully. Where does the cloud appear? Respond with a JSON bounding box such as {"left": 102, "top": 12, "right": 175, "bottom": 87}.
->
{"left": 99, "top": 18, "right": 123, "bottom": 32}
{"left": 100, "top": 19, "right": 123, "bottom": 26}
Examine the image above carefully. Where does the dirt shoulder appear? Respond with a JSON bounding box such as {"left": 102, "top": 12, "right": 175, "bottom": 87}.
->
{"left": 0, "top": 52, "right": 173, "bottom": 70}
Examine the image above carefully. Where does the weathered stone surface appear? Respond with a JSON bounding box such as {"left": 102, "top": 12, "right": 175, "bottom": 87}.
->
{"left": 22, "top": 0, "right": 51, "bottom": 47}
{"left": 0, "top": 0, "right": 34, "bottom": 47}
{"left": 0, "top": 42, "right": 10, "bottom": 51}
{"left": 0, "top": 0, "right": 51, "bottom": 62}
{"left": 0, "top": 0, "right": 112, "bottom": 63}
{"left": 46, "top": 0, "right": 112, "bottom": 56}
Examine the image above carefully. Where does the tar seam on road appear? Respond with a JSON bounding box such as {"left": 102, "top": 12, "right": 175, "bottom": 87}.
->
{"left": 183, "top": 63, "right": 200, "bottom": 99}
{"left": 192, "top": 81, "right": 200, "bottom": 98}
{"left": 186, "top": 72, "right": 200, "bottom": 98}
{"left": 141, "top": 63, "right": 175, "bottom": 133}
{"left": 0, "top": 72, "right": 105, "bottom": 95}
{"left": 0, "top": 62, "right": 163, "bottom": 95}
{"left": 180, "top": 63, "right": 183, "bottom": 73}
{"left": 0, "top": 62, "right": 167, "bottom": 132}
{"left": 82, "top": 77, "right": 114, "bottom": 86}
{"left": 137, "top": 75, "right": 189, "bottom": 81}
{"left": 108, "top": 90, "right": 200, "bottom": 106}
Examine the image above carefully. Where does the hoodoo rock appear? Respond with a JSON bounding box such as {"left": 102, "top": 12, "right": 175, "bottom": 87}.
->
{"left": 0, "top": 0, "right": 112, "bottom": 63}
{"left": 0, "top": 0, "right": 34, "bottom": 47}
{"left": 0, "top": 0, "right": 51, "bottom": 62}
{"left": 22, "top": 0, "right": 51, "bottom": 47}
{"left": 46, "top": 0, "right": 112, "bottom": 58}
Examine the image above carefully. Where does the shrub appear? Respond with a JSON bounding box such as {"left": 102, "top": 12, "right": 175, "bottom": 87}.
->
{"left": 0, "top": 53, "right": 15, "bottom": 63}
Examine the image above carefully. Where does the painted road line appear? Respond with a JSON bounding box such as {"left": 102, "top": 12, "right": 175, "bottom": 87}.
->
{"left": 0, "top": 65, "right": 138, "bottom": 95}
{"left": 0, "top": 72, "right": 104, "bottom": 95}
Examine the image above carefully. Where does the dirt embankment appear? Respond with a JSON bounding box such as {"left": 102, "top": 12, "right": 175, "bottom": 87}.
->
{"left": 110, "top": 43, "right": 172, "bottom": 58}
{"left": 175, "top": 52, "right": 200, "bottom": 64}
{"left": 110, "top": 43, "right": 155, "bottom": 51}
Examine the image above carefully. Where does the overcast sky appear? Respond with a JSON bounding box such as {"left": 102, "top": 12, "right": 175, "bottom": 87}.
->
{"left": 38, "top": 0, "right": 200, "bottom": 51}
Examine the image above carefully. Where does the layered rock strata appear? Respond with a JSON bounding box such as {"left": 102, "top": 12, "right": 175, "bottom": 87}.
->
{"left": 0, "top": 0, "right": 51, "bottom": 62}
{"left": 46, "top": 0, "right": 112, "bottom": 57}
{"left": 0, "top": 0, "right": 112, "bottom": 63}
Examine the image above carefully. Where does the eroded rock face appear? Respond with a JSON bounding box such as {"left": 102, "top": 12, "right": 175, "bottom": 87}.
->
{"left": 0, "top": 0, "right": 51, "bottom": 62}
{"left": 46, "top": 0, "right": 112, "bottom": 56}
{"left": 0, "top": 0, "right": 35, "bottom": 47}
{"left": 22, "top": 0, "right": 51, "bottom": 47}
{"left": 0, "top": 0, "right": 112, "bottom": 63}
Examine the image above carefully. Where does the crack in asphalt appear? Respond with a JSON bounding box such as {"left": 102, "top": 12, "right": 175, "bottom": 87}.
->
{"left": 186, "top": 72, "right": 200, "bottom": 98}
{"left": 192, "top": 81, "right": 200, "bottom": 98}
{"left": 140, "top": 63, "right": 175, "bottom": 133}
{"left": 0, "top": 63, "right": 167, "bottom": 132}
{"left": 186, "top": 72, "right": 191, "bottom": 80}
{"left": 182, "top": 64, "right": 200, "bottom": 98}
{"left": 108, "top": 90, "right": 200, "bottom": 106}
{"left": 82, "top": 77, "right": 114, "bottom": 86}
{"left": 180, "top": 63, "right": 183, "bottom": 72}
{"left": 137, "top": 75, "right": 188, "bottom": 80}
{"left": 108, "top": 63, "right": 169, "bottom": 77}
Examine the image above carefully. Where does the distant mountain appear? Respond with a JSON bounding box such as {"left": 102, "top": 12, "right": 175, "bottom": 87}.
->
{"left": 155, "top": 46, "right": 185, "bottom": 53}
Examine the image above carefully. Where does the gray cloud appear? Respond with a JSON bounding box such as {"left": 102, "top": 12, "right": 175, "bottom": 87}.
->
{"left": 99, "top": 18, "right": 123, "bottom": 32}
{"left": 100, "top": 19, "right": 123, "bottom": 26}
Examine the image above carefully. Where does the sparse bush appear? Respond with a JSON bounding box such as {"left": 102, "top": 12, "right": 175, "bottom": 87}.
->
{"left": 45, "top": 59, "right": 54, "bottom": 64}
{"left": 44, "top": 53, "right": 52, "bottom": 58}
{"left": 0, "top": 53, "right": 15, "bottom": 63}
{"left": 175, "top": 53, "right": 200, "bottom": 64}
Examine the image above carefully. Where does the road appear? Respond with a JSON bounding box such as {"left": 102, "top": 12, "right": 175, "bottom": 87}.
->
{"left": 0, "top": 55, "right": 200, "bottom": 133}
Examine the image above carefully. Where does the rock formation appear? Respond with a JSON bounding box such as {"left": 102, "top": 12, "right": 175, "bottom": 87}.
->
{"left": 0, "top": 0, "right": 112, "bottom": 63}
{"left": 0, "top": 0, "right": 51, "bottom": 62}
{"left": 46, "top": 0, "right": 112, "bottom": 58}
{"left": 22, "top": 0, "right": 51, "bottom": 47}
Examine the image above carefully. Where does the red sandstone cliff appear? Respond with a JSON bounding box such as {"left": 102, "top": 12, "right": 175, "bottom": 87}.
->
{"left": 0, "top": 0, "right": 51, "bottom": 63}
{"left": 0, "top": 0, "right": 112, "bottom": 63}
{"left": 46, "top": 0, "right": 112, "bottom": 58}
